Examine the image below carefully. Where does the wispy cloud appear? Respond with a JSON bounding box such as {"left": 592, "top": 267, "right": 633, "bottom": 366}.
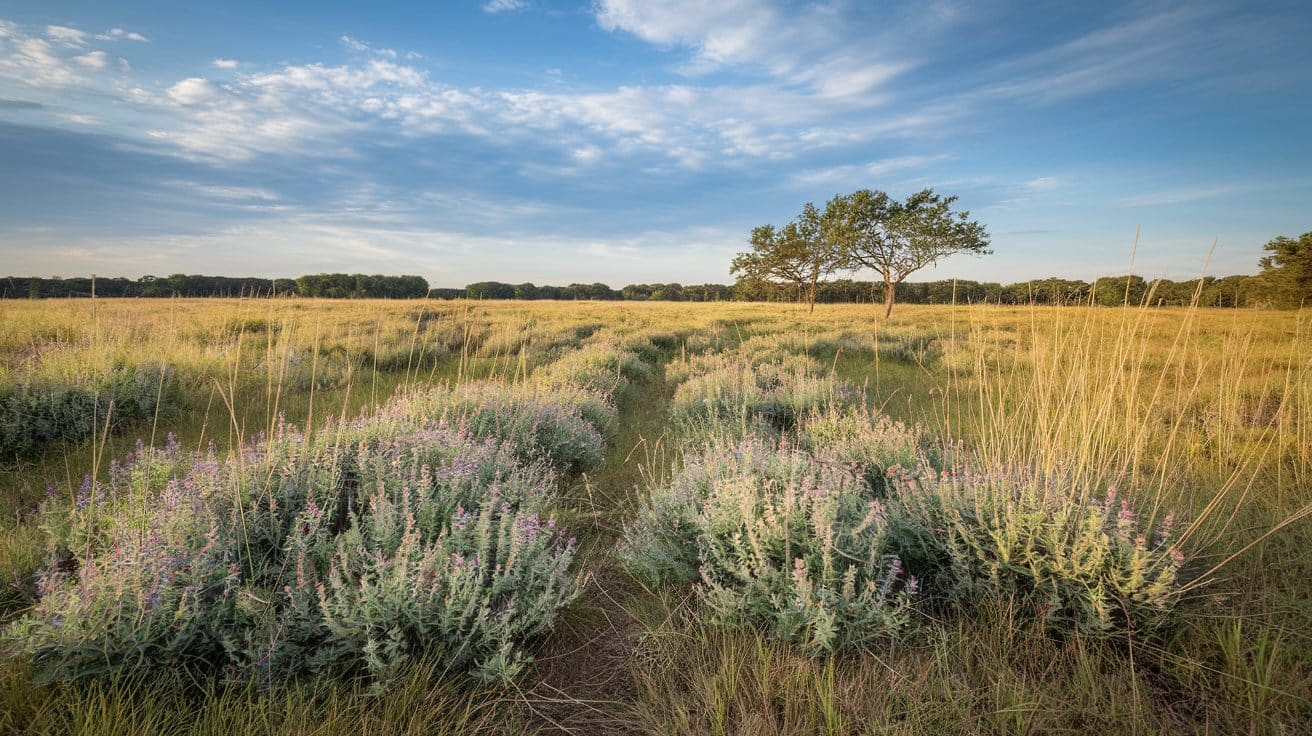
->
{"left": 1116, "top": 184, "right": 1245, "bottom": 208}
{"left": 95, "top": 27, "right": 148, "bottom": 43}
{"left": 792, "top": 154, "right": 950, "bottom": 188}
{"left": 340, "top": 35, "right": 397, "bottom": 59}
{"left": 45, "top": 25, "right": 86, "bottom": 46}
{"left": 483, "top": 0, "right": 528, "bottom": 13}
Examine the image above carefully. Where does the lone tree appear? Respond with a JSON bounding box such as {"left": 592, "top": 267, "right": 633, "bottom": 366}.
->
{"left": 1255, "top": 231, "right": 1311, "bottom": 308}
{"left": 731, "top": 202, "right": 844, "bottom": 312}
{"left": 828, "top": 188, "right": 990, "bottom": 317}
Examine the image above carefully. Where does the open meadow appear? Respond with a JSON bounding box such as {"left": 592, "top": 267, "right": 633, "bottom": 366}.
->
{"left": 0, "top": 298, "right": 1307, "bottom": 734}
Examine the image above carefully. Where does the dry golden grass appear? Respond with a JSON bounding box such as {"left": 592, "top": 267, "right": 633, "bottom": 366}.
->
{"left": 0, "top": 297, "right": 1307, "bottom": 734}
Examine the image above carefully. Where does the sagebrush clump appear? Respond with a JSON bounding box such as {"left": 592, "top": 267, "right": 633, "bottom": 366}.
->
{"left": 381, "top": 382, "right": 608, "bottom": 473}
{"left": 888, "top": 467, "right": 1186, "bottom": 635}
{"left": 0, "top": 365, "right": 173, "bottom": 460}
{"left": 620, "top": 438, "right": 914, "bottom": 653}
{"left": 8, "top": 415, "right": 579, "bottom": 686}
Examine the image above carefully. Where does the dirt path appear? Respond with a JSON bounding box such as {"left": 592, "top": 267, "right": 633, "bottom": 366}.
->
{"left": 520, "top": 360, "right": 678, "bottom": 734}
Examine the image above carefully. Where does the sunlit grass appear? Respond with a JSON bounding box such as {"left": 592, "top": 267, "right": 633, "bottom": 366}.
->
{"left": 0, "top": 298, "right": 1307, "bottom": 733}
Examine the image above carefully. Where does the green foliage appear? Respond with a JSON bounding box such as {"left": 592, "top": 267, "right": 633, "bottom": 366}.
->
{"left": 1254, "top": 230, "right": 1312, "bottom": 308}
{"left": 730, "top": 202, "right": 845, "bottom": 312}
{"left": 620, "top": 438, "right": 913, "bottom": 653}
{"left": 293, "top": 274, "right": 429, "bottom": 299}
{"left": 7, "top": 413, "right": 579, "bottom": 687}
{"left": 827, "top": 188, "right": 991, "bottom": 316}
{"left": 0, "top": 365, "right": 173, "bottom": 460}
{"left": 890, "top": 469, "right": 1185, "bottom": 635}
{"left": 382, "top": 382, "right": 608, "bottom": 473}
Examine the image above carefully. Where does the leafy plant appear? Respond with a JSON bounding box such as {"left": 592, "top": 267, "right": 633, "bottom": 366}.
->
{"left": 0, "top": 365, "right": 173, "bottom": 460}
{"left": 620, "top": 438, "right": 913, "bottom": 653}
{"left": 889, "top": 468, "right": 1186, "bottom": 635}
{"left": 8, "top": 412, "right": 579, "bottom": 687}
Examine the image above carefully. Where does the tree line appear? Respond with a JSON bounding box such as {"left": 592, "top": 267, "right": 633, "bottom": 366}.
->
{"left": 4, "top": 229, "right": 1306, "bottom": 307}
{"left": 731, "top": 187, "right": 1309, "bottom": 313}
{"left": 2, "top": 273, "right": 430, "bottom": 299}
{"left": 439, "top": 275, "right": 1260, "bottom": 307}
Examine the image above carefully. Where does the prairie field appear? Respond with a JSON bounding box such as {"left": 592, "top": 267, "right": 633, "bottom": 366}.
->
{"left": 0, "top": 298, "right": 1308, "bottom": 735}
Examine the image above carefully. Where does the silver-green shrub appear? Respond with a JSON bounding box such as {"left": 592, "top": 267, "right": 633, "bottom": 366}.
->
{"left": 796, "top": 407, "right": 927, "bottom": 494}
{"left": 529, "top": 341, "right": 652, "bottom": 404}
{"left": 669, "top": 361, "right": 858, "bottom": 439}
{"left": 8, "top": 414, "right": 578, "bottom": 687}
{"left": 889, "top": 467, "right": 1185, "bottom": 635}
{"left": 0, "top": 365, "right": 173, "bottom": 460}
{"left": 382, "top": 382, "right": 608, "bottom": 472}
{"left": 620, "top": 438, "right": 913, "bottom": 654}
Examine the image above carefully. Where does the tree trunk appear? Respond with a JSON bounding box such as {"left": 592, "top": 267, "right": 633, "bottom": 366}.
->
{"left": 883, "top": 277, "right": 896, "bottom": 318}
{"left": 808, "top": 274, "right": 818, "bottom": 313}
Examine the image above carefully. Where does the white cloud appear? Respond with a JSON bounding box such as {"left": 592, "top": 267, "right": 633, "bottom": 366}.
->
{"left": 483, "top": 0, "right": 528, "bottom": 13}
{"left": 212, "top": 58, "right": 239, "bottom": 69}
{"left": 582, "top": 242, "right": 639, "bottom": 259}
{"left": 793, "top": 154, "right": 949, "bottom": 187}
{"left": 71, "top": 50, "right": 108, "bottom": 69}
{"left": 593, "top": 0, "right": 913, "bottom": 101}
{"left": 45, "top": 25, "right": 87, "bottom": 46}
{"left": 167, "top": 77, "right": 218, "bottom": 105}
{"left": 1026, "top": 177, "right": 1060, "bottom": 192}
{"left": 0, "top": 36, "right": 85, "bottom": 86}
{"left": 570, "top": 145, "right": 603, "bottom": 166}
{"left": 340, "top": 35, "right": 397, "bottom": 59}
{"left": 95, "top": 27, "right": 149, "bottom": 42}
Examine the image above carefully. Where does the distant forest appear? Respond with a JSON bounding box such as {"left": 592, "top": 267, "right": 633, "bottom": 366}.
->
{"left": 2, "top": 273, "right": 429, "bottom": 299}
{"left": 0, "top": 272, "right": 1279, "bottom": 307}
{"left": 447, "top": 275, "right": 1266, "bottom": 307}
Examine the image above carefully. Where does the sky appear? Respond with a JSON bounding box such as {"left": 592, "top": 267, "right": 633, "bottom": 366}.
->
{"left": 0, "top": 1, "right": 1309, "bottom": 288}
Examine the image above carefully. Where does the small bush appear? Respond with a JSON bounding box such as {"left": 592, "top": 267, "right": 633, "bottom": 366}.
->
{"left": 0, "top": 365, "right": 173, "bottom": 460}
{"left": 382, "top": 382, "right": 607, "bottom": 473}
{"left": 877, "top": 334, "right": 941, "bottom": 364}
{"left": 669, "top": 362, "right": 858, "bottom": 439}
{"left": 7, "top": 417, "right": 578, "bottom": 687}
{"left": 620, "top": 438, "right": 914, "bottom": 654}
{"left": 795, "top": 407, "right": 927, "bottom": 494}
{"left": 529, "top": 341, "right": 652, "bottom": 404}
{"left": 889, "top": 468, "right": 1186, "bottom": 635}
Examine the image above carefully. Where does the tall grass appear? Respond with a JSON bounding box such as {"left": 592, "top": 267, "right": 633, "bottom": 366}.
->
{"left": 0, "top": 298, "right": 1307, "bottom": 734}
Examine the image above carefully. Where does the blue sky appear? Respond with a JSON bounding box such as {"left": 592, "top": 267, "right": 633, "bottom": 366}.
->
{"left": 0, "top": 1, "right": 1309, "bottom": 287}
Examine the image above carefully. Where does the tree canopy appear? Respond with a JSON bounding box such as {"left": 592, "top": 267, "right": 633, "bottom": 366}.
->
{"left": 1254, "top": 231, "right": 1312, "bottom": 308}
{"left": 827, "top": 188, "right": 990, "bottom": 316}
{"left": 731, "top": 203, "right": 844, "bottom": 313}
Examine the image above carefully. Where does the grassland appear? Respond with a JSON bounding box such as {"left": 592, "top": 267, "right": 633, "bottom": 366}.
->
{"left": 0, "top": 298, "right": 1307, "bottom": 735}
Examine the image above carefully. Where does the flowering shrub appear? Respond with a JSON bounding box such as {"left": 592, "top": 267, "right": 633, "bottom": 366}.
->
{"left": 0, "top": 365, "right": 173, "bottom": 460}
{"left": 795, "top": 408, "right": 927, "bottom": 494}
{"left": 381, "top": 382, "right": 608, "bottom": 473}
{"left": 889, "top": 468, "right": 1186, "bottom": 635}
{"left": 529, "top": 341, "right": 652, "bottom": 404}
{"left": 669, "top": 361, "right": 858, "bottom": 438}
{"left": 8, "top": 415, "right": 578, "bottom": 686}
{"left": 316, "top": 473, "right": 575, "bottom": 683}
{"left": 665, "top": 348, "right": 820, "bottom": 384}
{"left": 620, "top": 438, "right": 914, "bottom": 654}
